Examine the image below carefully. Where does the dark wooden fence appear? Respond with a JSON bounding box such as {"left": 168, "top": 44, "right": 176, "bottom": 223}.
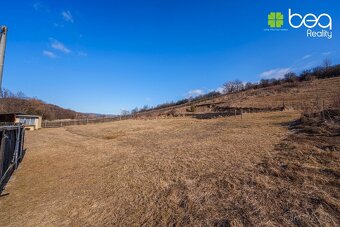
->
{"left": 42, "top": 106, "right": 288, "bottom": 128}
{"left": 42, "top": 99, "right": 335, "bottom": 128}
{"left": 186, "top": 106, "right": 284, "bottom": 119}
{"left": 42, "top": 116, "right": 132, "bottom": 128}
{"left": 0, "top": 124, "right": 25, "bottom": 192}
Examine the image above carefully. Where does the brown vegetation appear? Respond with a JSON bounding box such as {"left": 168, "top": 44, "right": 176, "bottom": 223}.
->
{"left": 1, "top": 64, "right": 339, "bottom": 121}
{"left": 0, "top": 97, "right": 82, "bottom": 120}
{"left": 0, "top": 96, "right": 108, "bottom": 120}
{"left": 137, "top": 77, "right": 340, "bottom": 118}
{"left": 255, "top": 110, "right": 340, "bottom": 226}
{"left": 136, "top": 64, "right": 340, "bottom": 114}
{"left": 1, "top": 111, "right": 339, "bottom": 226}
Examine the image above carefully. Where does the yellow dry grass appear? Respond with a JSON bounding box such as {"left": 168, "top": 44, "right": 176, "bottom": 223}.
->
{"left": 142, "top": 77, "right": 340, "bottom": 117}
{"left": 0, "top": 111, "right": 339, "bottom": 226}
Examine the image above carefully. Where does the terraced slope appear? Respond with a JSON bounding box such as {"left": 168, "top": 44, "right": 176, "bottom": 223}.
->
{"left": 139, "top": 77, "right": 340, "bottom": 117}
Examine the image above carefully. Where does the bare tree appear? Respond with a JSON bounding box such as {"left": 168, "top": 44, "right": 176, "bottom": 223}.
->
{"left": 131, "top": 107, "right": 139, "bottom": 114}
{"left": 223, "top": 79, "right": 244, "bottom": 93}
{"left": 284, "top": 72, "right": 298, "bottom": 83}
{"left": 1, "top": 88, "right": 14, "bottom": 98}
{"left": 245, "top": 82, "right": 255, "bottom": 90}
{"left": 323, "top": 58, "right": 332, "bottom": 68}
{"left": 140, "top": 105, "right": 149, "bottom": 111}
{"left": 16, "top": 91, "right": 26, "bottom": 99}
{"left": 121, "top": 110, "right": 130, "bottom": 116}
{"left": 234, "top": 79, "right": 244, "bottom": 91}
{"left": 260, "top": 79, "right": 270, "bottom": 87}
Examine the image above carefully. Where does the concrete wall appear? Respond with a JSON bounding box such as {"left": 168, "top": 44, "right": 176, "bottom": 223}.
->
{"left": 15, "top": 116, "right": 42, "bottom": 130}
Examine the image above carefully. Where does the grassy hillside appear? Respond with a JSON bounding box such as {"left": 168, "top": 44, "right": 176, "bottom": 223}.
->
{"left": 138, "top": 77, "right": 340, "bottom": 117}
{"left": 207, "top": 77, "right": 340, "bottom": 109}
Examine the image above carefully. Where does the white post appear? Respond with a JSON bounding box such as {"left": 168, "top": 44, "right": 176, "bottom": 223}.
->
{"left": 0, "top": 26, "right": 8, "bottom": 93}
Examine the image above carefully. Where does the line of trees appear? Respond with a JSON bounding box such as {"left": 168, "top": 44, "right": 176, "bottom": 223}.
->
{"left": 224, "top": 63, "right": 339, "bottom": 93}
{"left": 1, "top": 88, "right": 27, "bottom": 99}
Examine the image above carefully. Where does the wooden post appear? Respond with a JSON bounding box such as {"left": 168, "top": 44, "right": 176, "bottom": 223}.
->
{"left": 322, "top": 99, "right": 325, "bottom": 120}
{"left": 241, "top": 109, "right": 243, "bottom": 120}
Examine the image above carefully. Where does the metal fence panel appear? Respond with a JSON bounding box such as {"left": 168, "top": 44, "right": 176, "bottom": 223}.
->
{"left": 0, "top": 124, "right": 25, "bottom": 192}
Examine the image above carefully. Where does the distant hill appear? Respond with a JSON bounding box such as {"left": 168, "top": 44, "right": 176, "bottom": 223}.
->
{"left": 0, "top": 97, "right": 88, "bottom": 120}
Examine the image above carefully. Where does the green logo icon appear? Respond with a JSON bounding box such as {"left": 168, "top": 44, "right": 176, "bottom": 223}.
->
{"left": 268, "top": 12, "right": 284, "bottom": 28}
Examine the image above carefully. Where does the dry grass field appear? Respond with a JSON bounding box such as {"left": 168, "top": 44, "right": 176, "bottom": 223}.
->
{"left": 1, "top": 111, "right": 339, "bottom": 226}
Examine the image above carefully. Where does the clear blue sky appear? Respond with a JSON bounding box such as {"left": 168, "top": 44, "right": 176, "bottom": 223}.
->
{"left": 1, "top": 0, "right": 339, "bottom": 114}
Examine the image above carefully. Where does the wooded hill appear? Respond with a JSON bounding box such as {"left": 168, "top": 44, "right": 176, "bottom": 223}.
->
{"left": 0, "top": 97, "right": 88, "bottom": 120}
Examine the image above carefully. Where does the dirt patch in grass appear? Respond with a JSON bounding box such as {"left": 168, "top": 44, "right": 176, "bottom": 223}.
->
{"left": 0, "top": 111, "right": 339, "bottom": 226}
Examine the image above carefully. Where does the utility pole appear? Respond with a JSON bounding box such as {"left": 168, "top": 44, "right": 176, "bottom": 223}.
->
{"left": 0, "top": 26, "right": 8, "bottom": 94}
